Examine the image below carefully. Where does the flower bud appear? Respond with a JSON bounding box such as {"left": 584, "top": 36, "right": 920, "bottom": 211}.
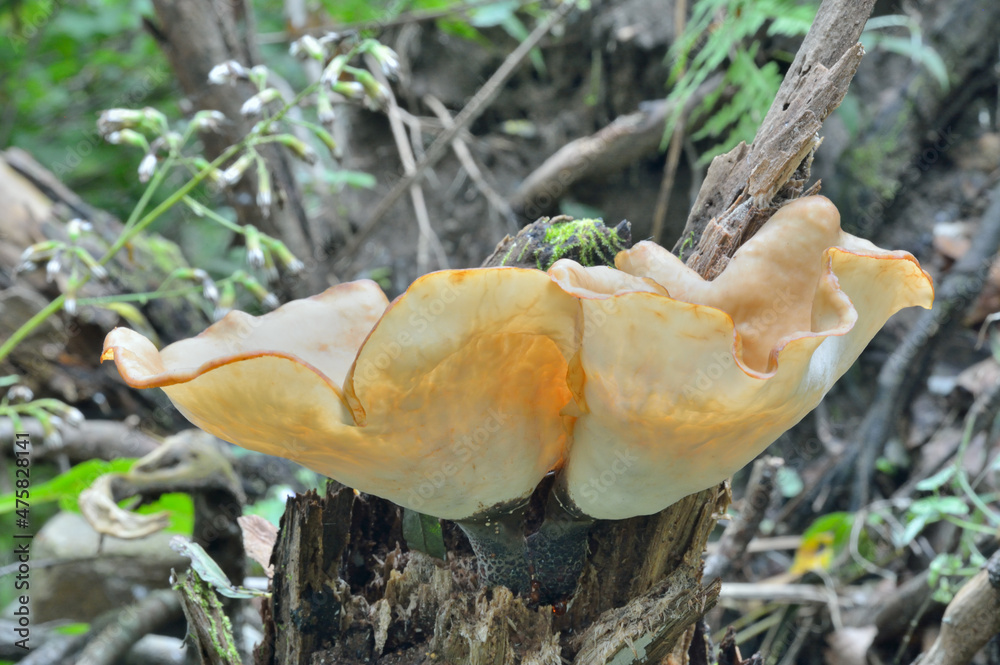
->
{"left": 98, "top": 108, "right": 145, "bottom": 136}
{"left": 244, "top": 225, "right": 265, "bottom": 268}
{"left": 6, "top": 385, "right": 34, "bottom": 403}
{"left": 290, "top": 35, "right": 325, "bottom": 61}
{"left": 249, "top": 65, "right": 269, "bottom": 89}
{"left": 316, "top": 92, "right": 336, "bottom": 127}
{"left": 241, "top": 88, "right": 282, "bottom": 118}
{"left": 269, "top": 240, "right": 305, "bottom": 274}
{"left": 256, "top": 160, "right": 272, "bottom": 214}
{"left": 106, "top": 129, "right": 150, "bottom": 150}
{"left": 222, "top": 153, "right": 255, "bottom": 186}
{"left": 192, "top": 110, "right": 228, "bottom": 132}
{"left": 368, "top": 43, "right": 400, "bottom": 79}
{"left": 275, "top": 135, "right": 318, "bottom": 164}
{"left": 208, "top": 60, "right": 248, "bottom": 85}
{"left": 67, "top": 219, "right": 92, "bottom": 243}
{"left": 46, "top": 256, "right": 61, "bottom": 282}
{"left": 138, "top": 153, "right": 158, "bottom": 183}
{"left": 214, "top": 281, "right": 236, "bottom": 320}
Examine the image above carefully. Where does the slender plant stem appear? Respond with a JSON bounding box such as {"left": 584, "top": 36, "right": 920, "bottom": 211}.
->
{"left": 0, "top": 49, "right": 343, "bottom": 366}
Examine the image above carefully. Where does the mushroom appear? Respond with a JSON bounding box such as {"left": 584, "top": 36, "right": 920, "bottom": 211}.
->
{"left": 547, "top": 196, "right": 934, "bottom": 520}
{"left": 103, "top": 271, "right": 579, "bottom": 522}
{"left": 101, "top": 195, "right": 933, "bottom": 598}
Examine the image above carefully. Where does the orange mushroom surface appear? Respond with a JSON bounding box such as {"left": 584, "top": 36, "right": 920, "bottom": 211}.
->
{"left": 551, "top": 196, "right": 934, "bottom": 519}
{"left": 102, "top": 196, "right": 933, "bottom": 522}
{"left": 104, "top": 270, "right": 578, "bottom": 520}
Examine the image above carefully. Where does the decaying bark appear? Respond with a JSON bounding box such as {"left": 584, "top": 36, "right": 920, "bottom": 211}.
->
{"left": 254, "top": 1, "right": 878, "bottom": 662}
{"left": 675, "top": 0, "right": 877, "bottom": 277}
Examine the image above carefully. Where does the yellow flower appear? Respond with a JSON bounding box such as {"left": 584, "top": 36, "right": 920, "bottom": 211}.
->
{"left": 103, "top": 196, "right": 933, "bottom": 522}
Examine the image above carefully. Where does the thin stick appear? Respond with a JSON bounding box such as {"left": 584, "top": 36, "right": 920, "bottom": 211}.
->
{"left": 335, "top": 0, "right": 575, "bottom": 268}
{"left": 369, "top": 56, "right": 449, "bottom": 273}
{"left": 422, "top": 93, "right": 518, "bottom": 234}
{"left": 650, "top": 0, "right": 688, "bottom": 244}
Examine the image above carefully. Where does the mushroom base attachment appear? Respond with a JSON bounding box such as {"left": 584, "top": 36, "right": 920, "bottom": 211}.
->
{"left": 457, "top": 494, "right": 593, "bottom": 606}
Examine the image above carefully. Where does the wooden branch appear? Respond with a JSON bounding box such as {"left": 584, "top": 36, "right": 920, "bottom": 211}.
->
{"left": 675, "top": 0, "right": 876, "bottom": 277}
{"left": 335, "top": 0, "right": 576, "bottom": 267}
{"left": 177, "top": 573, "right": 242, "bottom": 665}
{"left": 914, "top": 551, "right": 1000, "bottom": 665}
{"left": 509, "top": 75, "right": 722, "bottom": 222}
{"left": 75, "top": 589, "right": 183, "bottom": 665}
{"left": 0, "top": 418, "right": 160, "bottom": 462}
{"left": 703, "top": 457, "right": 782, "bottom": 581}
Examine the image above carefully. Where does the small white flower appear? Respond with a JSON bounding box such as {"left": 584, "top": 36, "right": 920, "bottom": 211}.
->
{"left": 261, "top": 292, "right": 280, "bottom": 310}
{"left": 138, "top": 153, "right": 158, "bottom": 183}
{"left": 290, "top": 35, "right": 325, "bottom": 60}
{"left": 208, "top": 60, "right": 247, "bottom": 85}
{"left": 241, "top": 96, "right": 264, "bottom": 117}
{"left": 6, "top": 385, "right": 34, "bottom": 403}
{"left": 65, "top": 408, "right": 85, "bottom": 426}
{"left": 46, "top": 257, "right": 60, "bottom": 282}
{"left": 193, "top": 110, "right": 228, "bottom": 132}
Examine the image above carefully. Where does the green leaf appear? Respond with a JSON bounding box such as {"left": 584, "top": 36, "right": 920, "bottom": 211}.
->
{"left": 169, "top": 537, "right": 268, "bottom": 599}
{"left": 0, "top": 458, "right": 137, "bottom": 514}
{"left": 133, "top": 492, "right": 194, "bottom": 535}
{"left": 468, "top": 1, "right": 520, "bottom": 27}
{"left": 776, "top": 466, "right": 804, "bottom": 498}
{"left": 402, "top": 509, "right": 446, "bottom": 559}
{"left": 915, "top": 467, "right": 956, "bottom": 492}
{"left": 897, "top": 513, "right": 929, "bottom": 548}
{"left": 909, "top": 496, "right": 969, "bottom": 518}
{"left": 52, "top": 622, "right": 90, "bottom": 636}
{"left": 321, "top": 169, "right": 377, "bottom": 189}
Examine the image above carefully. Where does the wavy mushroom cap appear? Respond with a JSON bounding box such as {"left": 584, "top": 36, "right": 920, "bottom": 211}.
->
{"left": 103, "top": 195, "right": 934, "bottom": 523}
{"left": 103, "top": 271, "right": 578, "bottom": 521}
{"left": 551, "top": 196, "right": 934, "bottom": 520}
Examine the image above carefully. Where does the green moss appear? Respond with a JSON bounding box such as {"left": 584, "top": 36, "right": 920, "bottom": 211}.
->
{"left": 538, "top": 218, "right": 628, "bottom": 270}
{"left": 494, "top": 216, "right": 632, "bottom": 271}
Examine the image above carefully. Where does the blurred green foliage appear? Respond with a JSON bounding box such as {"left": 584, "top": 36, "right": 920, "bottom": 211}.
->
{"left": 0, "top": 0, "right": 537, "bottom": 220}
{"left": 0, "top": 0, "right": 177, "bottom": 215}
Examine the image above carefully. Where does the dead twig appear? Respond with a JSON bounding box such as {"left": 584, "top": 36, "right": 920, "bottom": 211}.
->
{"left": 75, "top": 589, "right": 183, "bottom": 665}
{"left": 422, "top": 93, "right": 518, "bottom": 234}
{"left": 703, "top": 457, "right": 783, "bottom": 582}
{"left": 336, "top": 0, "right": 575, "bottom": 269}
{"left": 509, "top": 75, "right": 721, "bottom": 222}
{"left": 0, "top": 418, "right": 160, "bottom": 462}
{"left": 676, "top": 0, "right": 876, "bottom": 275}
{"left": 368, "top": 55, "right": 449, "bottom": 274}
{"left": 650, "top": 0, "right": 688, "bottom": 244}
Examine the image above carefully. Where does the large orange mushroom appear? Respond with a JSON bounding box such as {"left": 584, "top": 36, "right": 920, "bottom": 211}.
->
{"left": 549, "top": 196, "right": 934, "bottom": 519}
{"left": 102, "top": 195, "right": 933, "bottom": 596}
